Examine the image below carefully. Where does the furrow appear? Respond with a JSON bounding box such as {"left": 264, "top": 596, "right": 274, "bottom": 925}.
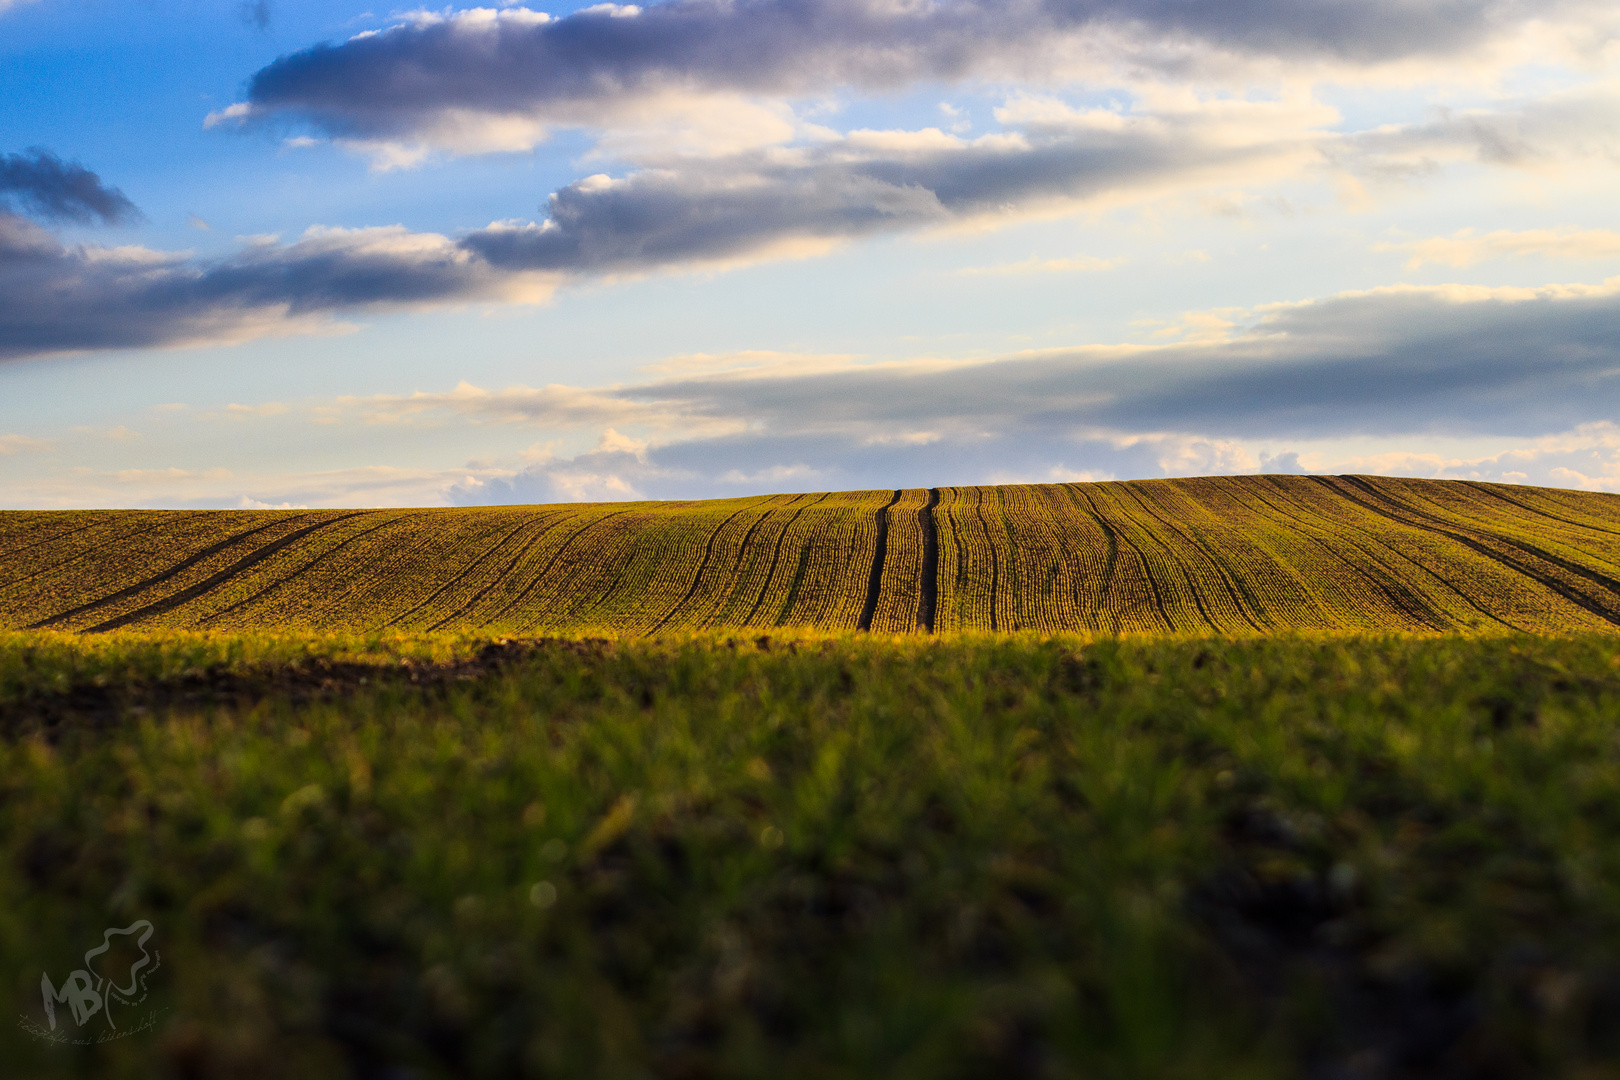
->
{"left": 1060, "top": 485, "right": 1119, "bottom": 630}
{"left": 1269, "top": 477, "right": 1522, "bottom": 632}
{"left": 1321, "top": 477, "right": 1610, "bottom": 628}
{"left": 1122, "top": 483, "right": 1267, "bottom": 633}
{"left": 1232, "top": 478, "right": 1448, "bottom": 632}
{"left": 1343, "top": 475, "right": 1620, "bottom": 617}
{"left": 382, "top": 515, "right": 536, "bottom": 630}
{"left": 971, "top": 487, "right": 999, "bottom": 631}
{"left": 430, "top": 511, "right": 575, "bottom": 631}
{"left": 1463, "top": 481, "right": 1620, "bottom": 540}
{"left": 28, "top": 515, "right": 309, "bottom": 629}
{"left": 82, "top": 514, "right": 368, "bottom": 633}
{"left": 857, "top": 490, "right": 903, "bottom": 632}
{"left": 0, "top": 512, "right": 205, "bottom": 587}
{"left": 200, "top": 514, "right": 410, "bottom": 628}
{"left": 743, "top": 493, "right": 829, "bottom": 627}
{"left": 1077, "top": 486, "right": 1175, "bottom": 634}
{"left": 488, "top": 509, "right": 634, "bottom": 630}
{"left": 916, "top": 488, "right": 940, "bottom": 633}
{"left": 646, "top": 498, "right": 775, "bottom": 636}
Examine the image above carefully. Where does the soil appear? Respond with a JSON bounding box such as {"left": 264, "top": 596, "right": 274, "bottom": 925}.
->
{"left": 0, "top": 638, "right": 612, "bottom": 738}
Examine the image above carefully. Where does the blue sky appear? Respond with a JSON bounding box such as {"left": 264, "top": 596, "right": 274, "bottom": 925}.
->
{"left": 2, "top": 0, "right": 1619, "bottom": 508}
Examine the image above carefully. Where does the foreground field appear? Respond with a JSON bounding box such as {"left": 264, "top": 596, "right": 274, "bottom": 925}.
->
{"left": 6, "top": 631, "right": 1620, "bottom": 1078}
{"left": 8, "top": 476, "right": 1620, "bottom": 635}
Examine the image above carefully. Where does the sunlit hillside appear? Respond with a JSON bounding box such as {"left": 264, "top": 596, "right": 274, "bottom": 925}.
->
{"left": 6, "top": 475, "right": 1620, "bottom": 635}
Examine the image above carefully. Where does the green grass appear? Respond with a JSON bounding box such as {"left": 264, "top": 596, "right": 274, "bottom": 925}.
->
{"left": 7, "top": 630, "right": 1620, "bottom": 1077}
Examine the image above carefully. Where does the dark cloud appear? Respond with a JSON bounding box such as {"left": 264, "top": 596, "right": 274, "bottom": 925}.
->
{"left": 440, "top": 282, "right": 1620, "bottom": 501}
{"left": 0, "top": 119, "right": 1286, "bottom": 358}
{"left": 629, "top": 286, "right": 1620, "bottom": 440}
{"left": 1, "top": 92, "right": 1603, "bottom": 362}
{"left": 0, "top": 148, "right": 141, "bottom": 225}
{"left": 464, "top": 121, "right": 1285, "bottom": 273}
{"left": 238, "top": 0, "right": 1595, "bottom": 145}
{"left": 0, "top": 217, "right": 513, "bottom": 359}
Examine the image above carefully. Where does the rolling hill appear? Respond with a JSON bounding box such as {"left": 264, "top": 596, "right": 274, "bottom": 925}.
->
{"left": 6, "top": 474, "right": 1620, "bottom": 635}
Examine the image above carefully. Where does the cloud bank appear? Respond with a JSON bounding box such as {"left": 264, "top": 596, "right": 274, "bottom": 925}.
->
{"left": 13, "top": 276, "right": 1620, "bottom": 507}
{"left": 230, "top": 0, "right": 1613, "bottom": 158}
{"left": 329, "top": 278, "right": 1620, "bottom": 498}
{"left": 7, "top": 84, "right": 1618, "bottom": 360}
{"left": 1, "top": 103, "right": 1321, "bottom": 357}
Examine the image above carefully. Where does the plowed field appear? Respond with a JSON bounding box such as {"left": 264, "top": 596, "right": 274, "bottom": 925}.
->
{"left": 7, "top": 475, "right": 1620, "bottom": 634}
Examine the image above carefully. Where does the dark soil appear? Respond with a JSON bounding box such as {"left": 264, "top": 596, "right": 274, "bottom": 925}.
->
{"left": 0, "top": 638, "right": 611, "bottom": 738}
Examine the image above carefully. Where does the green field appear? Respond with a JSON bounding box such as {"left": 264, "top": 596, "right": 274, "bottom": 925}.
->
{"left": 8, "top": 476, "right": 1620, "bottom": 635}
{"left": 7, "top": 631, "right": 1620, "bottom": 1078}
{"left": 11, "top": 477, "right": 1620, "bottom": 1077}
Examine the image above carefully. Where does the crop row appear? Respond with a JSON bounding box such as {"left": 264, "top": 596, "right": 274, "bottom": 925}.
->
{"left": 5, "top": 477, "right": 1620, "bottom": 634}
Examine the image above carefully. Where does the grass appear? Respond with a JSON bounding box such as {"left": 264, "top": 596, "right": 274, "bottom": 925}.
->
{"left": 7, "top": 629, "right": 1620, "bottom": 1077}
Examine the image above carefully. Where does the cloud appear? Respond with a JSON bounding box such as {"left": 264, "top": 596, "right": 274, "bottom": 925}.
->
{"left": 959, "top": 255, "right": 1121, "bottom": 275}
{"left": 7, "top": 88, "right": 1613, "bottom": 362}
{"left": 1329, "top": 84, "right": 1620, "bottom": 185}
{"left": 637, "top": 350, "right": 860, "bottom": 378}
{"left": 624, "top": 279, "right": 1620, "bottom": 444}
{"left": 1301, "top": 424, "right": 1620, "bottom": 493}
{"left": 226, "top": 0, "right": 1615, "bottom": 159}
{"left": 341, "top": 380, "right": 749, "bottom": 442}
{"left": 1377, "top": 227, "right": 1620, "bottom": 269}
{"left": 1, "top": 106, "right": 1316, "bottom": 358}
{"left": 16, "top": 275, "right": 1620, "bottom": 505}
{"left": 0, "top": 148, "right": 141, "bottom": 225}
{"left": 457, "top": 89, "right": 1619, "bottom": 281}
{"left": 409, "top": 276, "right": 1620, "bottom": 499}
{"left": 0, "top": 461, "right": 513, "bottom": 511}
{"left": 462, "top": 104, "right": 1324, "bottom": 275}
{"left": 0, "top": 433, "right": 49, "bottom": 454}
{"left": 0, "top": 216, "right": 551, "bottom": 359}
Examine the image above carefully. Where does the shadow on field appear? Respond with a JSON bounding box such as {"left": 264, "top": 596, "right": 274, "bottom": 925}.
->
{"left": 1, "top": 638, "right": 609, "bottom": 738}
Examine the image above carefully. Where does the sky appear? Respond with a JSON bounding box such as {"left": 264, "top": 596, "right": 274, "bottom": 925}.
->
{"left": 1, "top": 0, "right": 1619, "bottom": 509}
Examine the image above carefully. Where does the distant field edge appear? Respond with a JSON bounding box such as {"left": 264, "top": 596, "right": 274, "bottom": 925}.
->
{"left": 6, "top": 475, "right": 1620, "bottom": 636}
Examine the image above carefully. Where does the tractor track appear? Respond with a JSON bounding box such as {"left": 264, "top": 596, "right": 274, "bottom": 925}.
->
{"left": 500, "top": 510, "right": 638, "bottom": 632}
{"left": 915, "top": 488, "right": 940, "bottom": 633}
{"left": 82, "top": 514, "right": 368, "bottom": 633}
{"left": 1337, "top": 476, "right": 1620, "bottom": 622}
{"left": 6, "top": 477, "right": 1620, "bottom": 636}
{"left": 646, "top": 498, "right": 776, "bottom": 636}
{"left": 201, "top": 513, "right": 408, "bottom": 627}
{"left": 743, "top": 493, "right": 829, "bottom": 627}
{"left": 381, "top": 515, "right": 536, "bottom": 630}
{"left": 30, "top": 515, "right": 313, "bottom": 630}
{"left": 857, "top": 490, "right": 903, "bottom": 632}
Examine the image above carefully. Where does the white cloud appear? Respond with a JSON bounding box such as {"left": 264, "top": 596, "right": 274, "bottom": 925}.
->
{"left": 637, "top": 350, "right": 860, "bottom": 378}
{"left": 2, "top": 462, "right": 515, "bottom": 510}
{"left": 1303, "top": 423, "right": 1620, "bottom": 492}
{"left": 1377, "top": 227, "right": 1620, "bottom": 268}
{"left": 958, "top": 255, "right": 1121, "bottom": 275}
{"left": 0, "top": 433, "right": 49, "bottom": 454}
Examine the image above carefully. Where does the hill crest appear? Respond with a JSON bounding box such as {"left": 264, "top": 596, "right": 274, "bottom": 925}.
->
{"left": 5, "top": 476, "right": 1620, "bottom": 635}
